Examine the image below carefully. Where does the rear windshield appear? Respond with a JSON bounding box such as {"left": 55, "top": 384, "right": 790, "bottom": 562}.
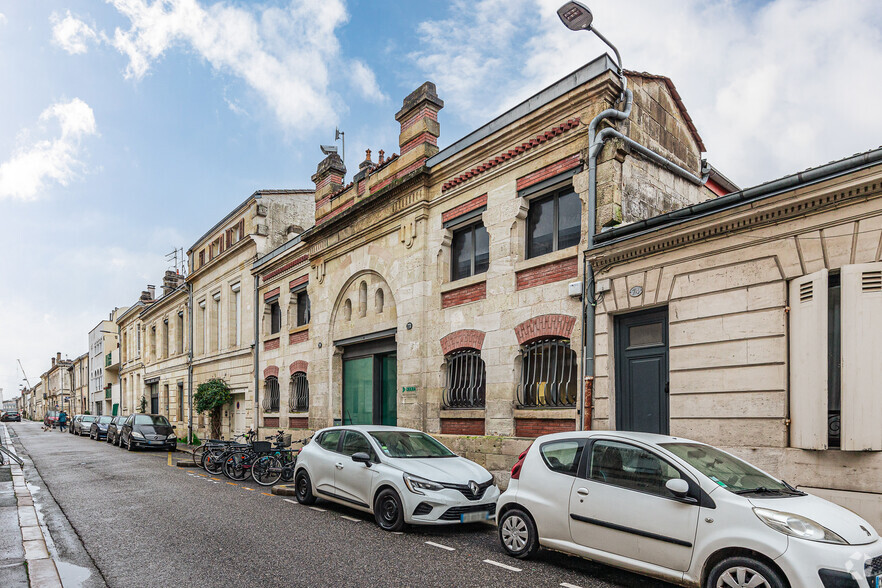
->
{"left": 98, "top": 416, "right": 113, "bottom": 424}
{"left": 82, "top": 416, "right": 97, "bottom": 422}
{"left": 134, "top": 415, "right": 171, "bottom": 426}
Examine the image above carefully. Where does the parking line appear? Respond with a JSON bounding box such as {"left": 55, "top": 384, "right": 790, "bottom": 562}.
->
{"left": 309, "top": 506, "right": 326, "bottom": 512}
{"left": 283, "top": 499, "right": 298, "bottom": 505}
{"left": 242, "top": 487, "right": 255, "bottom": 491}
{"left": 167, "top": 452, "right": 172, "bottom": 466}
{"left": 561, "top": 583, "right": 583, "bottom": 588}
{"left": 340, "top": 515, "right": 360, "bottom": 522}
{"left": 483, "top": 559, "right": 521, "bottom": 572}
{"left": 425, "top": 541, "right": 455, "bottom": 551}
{"left": 261, "top": 492, "right": 274, "bottom": 497}
{"left": 226, "top": 482, "right": 238, "bottom": 486}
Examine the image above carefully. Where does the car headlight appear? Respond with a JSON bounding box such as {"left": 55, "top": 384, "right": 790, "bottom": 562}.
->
{"left": 131, "top": 431, "right": 145, "bottom": 440}
{"left": 403, "top": 473, "right": 444, "bottom": 495}
{"left": 167, "top": 435, "right": 176, "bottom": 441}
{"left": 753, "top": 508, "right": 848, "bottom": 544}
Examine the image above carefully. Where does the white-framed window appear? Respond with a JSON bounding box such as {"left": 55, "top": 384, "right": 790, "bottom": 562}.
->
{"left": 213, "top": 292, "right": 221, "bottom": 351}
{"left": 199, "top": 300, "right": 207, "bottom": 355}
{"left": 231, "top": 282, "right": 241, "bottom": 347}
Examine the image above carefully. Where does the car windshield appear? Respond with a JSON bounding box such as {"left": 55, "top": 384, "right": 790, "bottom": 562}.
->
{"left": 661, "top": 443, "right": 790, "bottom": 494}
{"left": 134, "top": 415, "right": 171, "bottom": 426}
{"left": 369, "top": 431, "right": 455, "bottom": 458}
{"left": 82, "top": 416, "right": 96, "bottom": 422}
{"left": 98, "top": 416, "right": 112, "bottom": 424}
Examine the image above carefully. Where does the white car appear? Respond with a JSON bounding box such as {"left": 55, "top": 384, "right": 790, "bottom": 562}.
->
{"left": 497, "top": 431, "right": 882, "bottom": 588}
{"left": 294, "top": 425, "right": 499, "bottom": 531}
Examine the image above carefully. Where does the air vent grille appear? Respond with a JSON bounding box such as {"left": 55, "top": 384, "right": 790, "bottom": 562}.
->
{"left": 799, "top": 281, "right": 813, "bottom": 302}
{"left": 863, "top": 271, "right": 882, "bottom": 293}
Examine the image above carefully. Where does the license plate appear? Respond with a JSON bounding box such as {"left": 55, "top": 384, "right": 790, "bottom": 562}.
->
{"left": 149, "top": 441, "right": 163, "bottom": 445}
{"left": 876, "top": 575, "right": 882, "bottom": 588}
{"left": 460, "top": 511, "right": 489, "bottom": 523}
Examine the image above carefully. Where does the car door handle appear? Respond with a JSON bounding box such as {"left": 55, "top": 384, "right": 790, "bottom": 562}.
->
{"left": 576, "top": 487, "right": 589, "bottom": 496}
{"left": 335, "top": 463, "right": 344, "bottom": 470}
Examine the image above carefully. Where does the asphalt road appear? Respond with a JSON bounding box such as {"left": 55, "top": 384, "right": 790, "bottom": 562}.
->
{"left": 8, "top": 421, "right": 676, "bottom": 588}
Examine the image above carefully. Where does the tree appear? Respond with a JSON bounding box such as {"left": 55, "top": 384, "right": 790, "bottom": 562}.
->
{"left": 194, "top": 378, "right": 232, "bottom": 440}
{"left": 138, "top": 395, "right": 147, "bottom": 413}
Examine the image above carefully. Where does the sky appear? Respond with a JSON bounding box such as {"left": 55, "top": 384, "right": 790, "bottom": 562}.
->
{"left": 1, "top": 0, "right": 881, "bottom": 403}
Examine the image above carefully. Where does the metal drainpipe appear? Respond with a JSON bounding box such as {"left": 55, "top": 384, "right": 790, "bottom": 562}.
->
{"left": 579, "top": 89, "right": 633, "bottom": 431}
{"left": 187, "top": 281, "right": 194, "bottom": 444}
{"left": 253, "top": 274, "right": 260, "bottom": 434}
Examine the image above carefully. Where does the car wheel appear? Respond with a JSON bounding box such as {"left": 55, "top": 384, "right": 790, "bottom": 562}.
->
{"left": 126, "top": 437, "right": 135, "bottom": 451}
{"left": 374, "top": 488, "right": 405, "bottom": 532}
{"left": 706, "top": 556, "right": 786, "bottom": 588}
{"left": 294, "top": 470, "right": 317, "bottom": 505}
{"left": 498, "top": 508, "right": 539, "bottom": 559}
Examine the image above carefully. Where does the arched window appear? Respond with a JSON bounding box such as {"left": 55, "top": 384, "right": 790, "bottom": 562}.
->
{"left": 358, "top": 281, "right": 367, "bottom": 317}
{"left": 375, "top": 288, "right": 384, "bottom": 314}
{"left": 262, "top": 376, "right": 280, "bottom": 412}
{"left": 443, "top": 350, "right": 486, "bottom": 408}
{"left": 517, "top": 339, "right": 577, "bottom": 407}
{"left": 343, "top": 298, "right": 352, "bottom": 321}
{"left": 289, "top": 372, "right": 309, "bottom": 412}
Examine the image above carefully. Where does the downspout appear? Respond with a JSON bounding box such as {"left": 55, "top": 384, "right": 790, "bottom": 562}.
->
{"left": 187, "top": 281, "right": 194, "bottom": 444}
{"left": 579, "top": 88, "right": 633, "bottom": 431}
{"left": 253, "top": 274, "right": 260, "bottom": 434}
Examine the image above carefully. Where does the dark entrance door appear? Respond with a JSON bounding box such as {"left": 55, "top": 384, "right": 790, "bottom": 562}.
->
{"left": 342, "top": 338, "right": 397, "bottom": 426}
{"left": 150, "top": 384, "right": 159, "bottom": 414}
{"left": 614, "top": 308, "right": 669, "bottom": 434}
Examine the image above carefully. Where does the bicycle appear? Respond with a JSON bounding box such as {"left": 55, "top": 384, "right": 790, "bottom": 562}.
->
{"left": 0, "top": 445, "right": 24, "bottom": 468}
{"left": 194, "top": 431, "right": 253, "bottom": 468}
{"left": 251, "top": 434, "right": 312, "bottom": 486}
{"left": 222, "top": 430, "right": 290, "bottom": 482}
{"left": 203, "top": 431, "right": 254, "bottom": 475}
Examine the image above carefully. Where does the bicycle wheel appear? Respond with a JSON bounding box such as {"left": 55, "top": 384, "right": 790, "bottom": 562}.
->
{"left": 192, "top": 444, "right": 206, "bottom": 468}
{"left": 251, "top": 455, "right": 282, "bottom": 486}
{"left": 223, "top": 452, "right": 251, "bottom": 481}
{"left": 204, "top": 450, "right": 226, "bottom": 475}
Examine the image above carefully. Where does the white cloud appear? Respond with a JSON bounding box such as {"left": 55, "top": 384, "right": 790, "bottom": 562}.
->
{"left": 50, "top": 10, "right": 99, "bottom": 54}
{"left": 101, "top": 0, "right": 371, "bottom": 132}
{"left": 0, "top": 99, "right": 98, "bottom": 200}
{"left": 413, "top": 0, "right": 882, "bottom": 187}
{"left": 350, "top": 60, "right": 388, "bottom": 103}
{"left": 0, "top": 13, "right": 7, "bottom": 26}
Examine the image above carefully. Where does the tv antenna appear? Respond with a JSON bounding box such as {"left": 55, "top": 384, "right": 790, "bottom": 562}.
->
{"left": 166, "top": 247, "right": 186, "bottom": 276}
{"left": 335, "top": 127, "right": 345, "bottom": 177}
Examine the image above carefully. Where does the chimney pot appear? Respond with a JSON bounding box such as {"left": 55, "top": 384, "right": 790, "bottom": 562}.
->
{"left": 378, "top": 150, "right": 385, "bottom": 165}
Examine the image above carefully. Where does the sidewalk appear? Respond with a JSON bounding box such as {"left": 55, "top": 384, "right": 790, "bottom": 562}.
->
{"left": 0, "top": 424, "right": 63, "bottom": 588}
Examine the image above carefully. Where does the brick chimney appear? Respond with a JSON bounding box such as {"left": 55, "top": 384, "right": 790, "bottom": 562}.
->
{"left": 395, "top": 82, "right": 443, "bottom": 162}
{"left": 311, "top": 151, "right": 346, "bottom": 212}
{"left": 161, "top": 271, "right": 184, "bottom": 296}
{"left": 56, "top": 352, "right": 61, "bottom": 363}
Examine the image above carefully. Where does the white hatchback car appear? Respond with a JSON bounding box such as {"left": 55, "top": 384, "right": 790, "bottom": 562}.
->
{"left": 497, "top": 431, "right": 882, "bottom": 588}
{"left": 294, "top": 425, "right": 499, "bottom": 531}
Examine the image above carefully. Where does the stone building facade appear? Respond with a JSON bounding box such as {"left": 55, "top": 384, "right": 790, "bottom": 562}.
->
{"left": 587, "top": 147, "right": 882, "bottom": 528}
{"left": 251, "top": 56, "right": 714, "bottom": 467}
{"left": 89, "top": 308, "right": 127, "bottom": 415}
{"left": 118, "top": 291, "right": 153, "bottom": 415}
{"left": 69, "top": 352, "right": 88, "bottom": 415}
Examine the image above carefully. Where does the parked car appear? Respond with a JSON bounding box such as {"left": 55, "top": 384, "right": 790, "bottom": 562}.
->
{"left": 496, "top": 431, "right": 882, "bottom": 588}
{"left": 1, "top": 411, "right": 21, "bottom": 422}
{"left": 88, "top": 416, "right": 113, "bottom": 440}
{"left": 106, "top": 416, "right": 127, "bottom": 446}
{"left": 44, "top": 410, "right": 59, "bottom": 428}
{"left": 119, "top": 414, "right": 177, "bottom": 451}
{"left": 73, "top": 415, "right": 97, "bottom": 436}
{"left": 294, "top": 425, "right": 499, "bottom": 531}
{"left": 69, "top": 414, "right": 82, "bottom": 434}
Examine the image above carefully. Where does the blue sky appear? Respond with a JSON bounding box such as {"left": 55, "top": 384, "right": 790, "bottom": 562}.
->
{"left": 2, "top": 0, "right": 882, "bottom": 400}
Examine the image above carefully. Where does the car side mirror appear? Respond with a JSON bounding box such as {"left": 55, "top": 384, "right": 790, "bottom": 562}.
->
{"left": 351, "top": 452, "right": 372, "bottom": 467}
{"left": 665, "top": 478, "right": 691, "bottom": 498}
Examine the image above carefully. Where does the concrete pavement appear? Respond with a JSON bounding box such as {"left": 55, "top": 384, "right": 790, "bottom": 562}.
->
{"left": 8, "top": 420, "right": 674, "bottom": 588}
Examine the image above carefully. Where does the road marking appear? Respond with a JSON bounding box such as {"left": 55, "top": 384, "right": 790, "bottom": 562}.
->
{"left": 226, "top": 482, "right": 238, "bottom": 486}
{"left": 167, "top": 452, "right": 172, "bottom": 466}
{"left": 392, "top": 531, "right": 403, "bottom": 535}
{"left": 242, "top": 487, "right": 254, "bottom": 491}
{"left": 340, "top": 515, "right": 361, "bottom": 522}
{"left": 210, "top": 478, "right": 220, "bottom": 481}
{"left": 561, "top": 583, "right": 583, "bottom": 588}
{"left": 425, "top": 541, "right": 455, "bottom": 551}
{"left": 309, "top": 506, "right": 326, "bottom": 512}
{"left": 283, "top": 499, "right": 298, "bottom": 505}
{"left": 483, "top": 560, "right": 521, "bottom": 572}
{"left": 261, "top": 492, "right": 274, "bottom": 497}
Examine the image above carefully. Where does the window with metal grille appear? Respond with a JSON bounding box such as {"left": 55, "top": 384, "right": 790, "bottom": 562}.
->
{"left": 517, "top": 339, "right": 577, "bottom": 407}
{"left": 262, "top": 376, "right": 280, "bottom": 412}
{"left": 443, "top": 350, "right": 486, "bottom": 408}
{"left": 289, "top": 372, "right": 309, "bottom": 412}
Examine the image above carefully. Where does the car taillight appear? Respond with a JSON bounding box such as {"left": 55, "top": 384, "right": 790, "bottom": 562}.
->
{"left": 510, "top": 448, "right": 530, "bottom": 480}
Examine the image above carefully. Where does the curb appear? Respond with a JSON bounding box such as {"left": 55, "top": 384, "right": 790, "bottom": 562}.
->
{"left": 271, "top": 484, "right": 298, "bottom": 497}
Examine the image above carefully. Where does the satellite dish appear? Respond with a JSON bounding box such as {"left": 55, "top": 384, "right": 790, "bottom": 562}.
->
{"left": 320, "top": 144, "right": 338, "bottom": 155}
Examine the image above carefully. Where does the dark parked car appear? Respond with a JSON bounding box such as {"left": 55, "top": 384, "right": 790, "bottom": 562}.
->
{"left": 44, "top": 410, "right": 59, "bottom": 428}
{"left": 74, "top": 415, "right": 97, "bottom": 436}
{"left": 1, "top": 411, "right": 21, "bottom": 422}
{"left": 106, "top": 416, "right": 127, "bottom": 446}
{"left": 89, "top": 416, "right": 113, "bottom": 440}
{"left": 119, "top": 414, "right": 177, "bottom": 451}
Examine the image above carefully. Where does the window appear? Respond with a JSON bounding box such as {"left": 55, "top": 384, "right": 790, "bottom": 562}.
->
{"left": 589, "top": 440, "right": 681, "bottom": 497}
{"left": 231, "top": 283, "right": 241, "bottom": 346}
{"left": 199, "top": 301, "right": 207, "bottom": 354}
{"left": 296, "top": 291, "right": 310, "bottom": 327}
{"left": 517, "top": 339, "right": 577, "bottom": 407}
{"left": 163, "top": 319, "right": 169, "bottom": 358}
{"left": 540, "top": 439, "right": 585, "bottom": 476}
{"left": 262, "top": 376, "right": 280, "bottom": 412}
{"left": 289, "top": 372, "right": 308, "bottom": 412}
{"left": 442, "top": 350, "right": 485, "bottom": 408}
{"left": 136, "top": 327, "right": 141, "bottom": 357}
{"left": 198, "top": 250, "right": 205, "bottom": 268}
{"left": 177, "top": 382, "right": 184, "bottom": 422}
{"left": 341, "top": 431, "right": 373, "bottom": 458}
{"left": 526, "top": 186, "right": 581, "bottom": 258}
{"left": 177, "top": 311, "right": 184, "bottom": 354}
{"left": 163, "top": 384, "right": 169, "bottom": 415}
{"left": 451, "top": 222, "right": 489, "bottom": 280}
{"left": 213, "top": 292, "right": 221, "bottom": 351}
{"left": 269, "top": 300, "right": 281, "bottom": 334}
{"left": 318, "top": 429, "right": 342, "bottom": 451}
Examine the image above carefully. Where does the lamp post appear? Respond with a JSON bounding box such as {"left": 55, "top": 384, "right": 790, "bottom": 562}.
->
{"left": 556, "top": 2, "right": 626, "bottom": 101}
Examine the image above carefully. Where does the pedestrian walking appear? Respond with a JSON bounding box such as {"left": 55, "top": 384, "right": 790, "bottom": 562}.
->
{"left": 58, "top": 410, "right": 68, "bottom": 433}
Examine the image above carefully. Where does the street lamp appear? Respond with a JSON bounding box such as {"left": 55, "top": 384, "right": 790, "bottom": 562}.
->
{"left": 556, "top": 2, "right": 626, "bottom": 99}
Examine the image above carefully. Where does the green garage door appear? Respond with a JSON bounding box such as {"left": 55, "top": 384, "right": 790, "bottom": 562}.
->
{"left": 341, "top": 338, "right": 396, "bottom": 426}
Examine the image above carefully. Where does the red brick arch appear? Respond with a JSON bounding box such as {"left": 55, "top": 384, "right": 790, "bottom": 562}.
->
{"left": 263, "top": 365, "right": 279, "bottom": 379}
{"left": 440, "top": 329, "right": 485, "bottom": 355}
{"left": 289, "top": 360, "right": 308, "bottom": 375}
{"left": 514, "top": 314, "right": 576, "bottom": 345}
